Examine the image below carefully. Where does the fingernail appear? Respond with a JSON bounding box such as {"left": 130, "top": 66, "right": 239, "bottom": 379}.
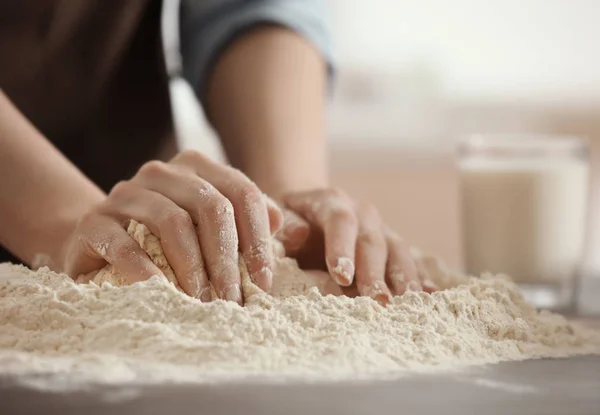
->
{"left": 330, "top": 257, "right": 354, "bottom": 286}
{"left": 422, "top": 279, "right": 438, "bottom": 292}
{"left": 391, "top": 271, "right": 406, "bottom": 294}
{"left": 373, "top": 292, "right": 391, "bottom": 307}
{"left": 406, "top": 280, "right": 422, "bottom": 292}
{"left": 199, "top": 286, "right": 212, "bottom": 302}
{"left": 365, "top": 281, "right": 392, "bottom": 307}
{"left": 224, "top": 284, "right": 242, "bottom": 304}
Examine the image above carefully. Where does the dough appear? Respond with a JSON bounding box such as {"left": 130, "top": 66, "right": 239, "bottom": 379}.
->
{"left": 81, "top": 220, "right": 349, "bottom": 301}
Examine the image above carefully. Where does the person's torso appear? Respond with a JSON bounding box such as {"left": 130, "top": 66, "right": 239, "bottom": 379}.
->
{"left": 0, "top": 0, "right": 177, "bottom": 192}
{"left": 0, "top": 0, "right": 178, "bottom": 264}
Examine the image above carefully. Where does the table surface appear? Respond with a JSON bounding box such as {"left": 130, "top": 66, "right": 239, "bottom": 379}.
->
{"left": 2, "top": 354, "right": 600, "bottom": 415}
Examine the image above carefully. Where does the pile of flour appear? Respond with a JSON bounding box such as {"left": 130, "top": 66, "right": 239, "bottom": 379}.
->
{"left": 1, "top": 222, "right": 600, "bottom": 386}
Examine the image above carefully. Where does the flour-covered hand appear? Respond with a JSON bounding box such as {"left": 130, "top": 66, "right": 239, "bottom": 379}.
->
{"left": 275, "top": 188, "right": 436, "bottom": 305}
{"left": 60, "top": 150, "right": 283, "bottom": 304}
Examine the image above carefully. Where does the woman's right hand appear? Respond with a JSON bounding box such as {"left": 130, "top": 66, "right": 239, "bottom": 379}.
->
{"left": 59, "top": 150, "right": 283, "bottom": 305}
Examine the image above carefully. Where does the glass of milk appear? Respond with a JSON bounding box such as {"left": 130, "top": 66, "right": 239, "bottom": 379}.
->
{"left": 459, "top": 135, "right": 589, "bottom": 311}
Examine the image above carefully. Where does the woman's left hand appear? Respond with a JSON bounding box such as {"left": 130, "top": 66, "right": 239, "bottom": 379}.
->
{"left": 274, "top": 188, "right": 437, "bottom": 305}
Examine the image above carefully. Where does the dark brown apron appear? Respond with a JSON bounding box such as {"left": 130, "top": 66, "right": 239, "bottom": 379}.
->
{"left": 0, "top": 0, "right": 178, "bottom": 264}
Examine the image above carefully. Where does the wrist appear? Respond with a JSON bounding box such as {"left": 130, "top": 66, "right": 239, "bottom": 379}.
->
{"left": 259, "top": 176, "right": 329, "bottom": 203}
{"left": 248, "top": 154, "right": 329, "bottom": 200}
{"left": 36, "top": 193, "right": 105, "bottom": 272}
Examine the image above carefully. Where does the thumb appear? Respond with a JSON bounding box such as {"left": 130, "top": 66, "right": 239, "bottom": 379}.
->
{"left": 275, "top": 208, "right": 311, "bottom": 256}
{"left": 264, "top": 194, "right": 284, "bottom": 235}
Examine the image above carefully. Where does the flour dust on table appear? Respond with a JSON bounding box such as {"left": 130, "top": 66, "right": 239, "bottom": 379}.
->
{"left": 1, "top": 221, "right": 599, "bottom": 388}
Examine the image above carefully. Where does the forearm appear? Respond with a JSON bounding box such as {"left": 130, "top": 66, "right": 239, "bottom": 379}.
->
{"left": 205, "top": 26, "right": 329, "bottom": 198}
{"left": 0, "top": 91, "right": 105, "bottom": 268}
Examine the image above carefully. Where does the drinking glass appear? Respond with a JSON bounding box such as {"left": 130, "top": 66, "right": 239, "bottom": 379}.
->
{"left": 459, "top": 135, "right": 589, "bottom": 311}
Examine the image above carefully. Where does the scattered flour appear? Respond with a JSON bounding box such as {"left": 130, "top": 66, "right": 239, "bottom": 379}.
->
{"left": 1, "top": 221, "right": 600, "bottom": 388}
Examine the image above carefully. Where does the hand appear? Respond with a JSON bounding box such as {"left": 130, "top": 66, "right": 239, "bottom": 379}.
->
{"left": 59, "top": 150, "right": 283, "bottom": 304}
{"left": 275, "top": 188, "right": 437, "bottom": 305}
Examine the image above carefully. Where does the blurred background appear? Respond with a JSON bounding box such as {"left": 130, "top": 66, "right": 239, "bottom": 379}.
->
{"left": 166, "top": 0, "right": 600, "bottom": 302}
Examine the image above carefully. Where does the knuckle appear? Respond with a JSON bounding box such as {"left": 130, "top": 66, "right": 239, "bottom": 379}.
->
{"left": 327, "top": 186, "right": 347, "bottom": 199}
{"left": 178, "top": 150, "right": 207, "bottom": 166}
{"left": 331, "top": 207, "right": 358, "bottom": 226}
{"left": 236, "top": 182, "right": 263, "bottom": 206}
{"left": 225, "top": 169, "right": 258, "bottom": 196}
{"left": 190, "top": 180, "right": 215, "bottom": 200}
{"left": 385, "top": 228, "right": 406, "bottom": 246}
{"left": 226, "top": 167, "right": 248, "bottom": 182}
{"left": 139, "top": 160, "right": 169, "bottom": 177}
{"left": 109, "top": 180, "right": 134, "bottom": 199}
{"left": 204, "top": 195, "right": 234, "bottom": 219}
{"left": 357, "top": 230, "right": 385, "bottom": 247}
{"left": 163, "top": 208, "right": 193, "bottom": 229}
{"left": 358, "top": 201, "right": 380, "bottom": 219}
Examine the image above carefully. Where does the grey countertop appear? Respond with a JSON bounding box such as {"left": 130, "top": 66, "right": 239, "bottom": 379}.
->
{"left": 1, "top": 355, "right": 599, "bottom": 415}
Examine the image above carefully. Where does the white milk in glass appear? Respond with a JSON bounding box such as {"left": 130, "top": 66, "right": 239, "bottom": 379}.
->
{"left": 459, "top": 136, "right": 589, "bottom": 310}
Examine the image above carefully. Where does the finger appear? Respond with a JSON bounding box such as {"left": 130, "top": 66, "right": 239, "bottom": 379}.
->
{"left": 195, "top": 196, "right": 242, "bottom": 304}
{"left": 103, "top": 181, "right": 209, "bottom": 300}
{"left": 66, "top": 213, "right": 164, "bottom": 284}
{"left": 416, "top": 259, "right": 438, "bottom": 293}
{"left": 264, "top": 194, "right": 284, "bottom": 234}
{"left": 285, "top": 189, "right": 358, "bottom": 286}
{"left": 275, "top": 209, "right": 311, "bottom": 256}
{"left": 353, "top": 203, "right": 392, "bottom": 306}
{"left": 385, "top": 229, "right": 422, "bottom": 295}
{"left": 171, "top": 152, "right": 273, "bottom": 292}
{"left": 133, "top": 163, "right": 242, "bottom": 303}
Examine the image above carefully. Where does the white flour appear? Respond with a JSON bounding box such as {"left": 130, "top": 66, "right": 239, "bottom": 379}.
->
{"left": 1, "top": 222, "right": 600, "bottom": 388}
